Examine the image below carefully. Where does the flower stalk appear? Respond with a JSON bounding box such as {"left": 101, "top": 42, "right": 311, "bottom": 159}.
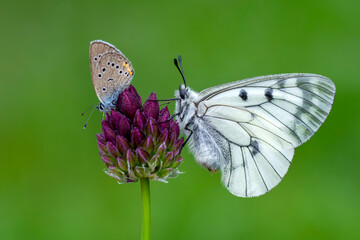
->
{"left": 140, "top": 178, "right": 151, "bottom": 240}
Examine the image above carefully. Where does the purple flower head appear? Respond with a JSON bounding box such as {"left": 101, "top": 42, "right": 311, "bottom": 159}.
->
{"left": 97, "top": 85, "right": 184, "bottom": 183}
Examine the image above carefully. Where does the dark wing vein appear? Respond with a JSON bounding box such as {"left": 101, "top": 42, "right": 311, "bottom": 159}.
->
{"left": 241, "top": 146, "right": 248, "bottom": 197}
{"left": 239, "top": 122, "right": 292, "bottom": 163}
{"left": 227, "top": 142, "right": 233, "bottom": 188}
{"left": 270, "top": 101, "right": 315, "bottom": 134}
{"left": 248, "top": 147, "right": 269, "bottom": 191}
{"left": 203, "top": 107, "right": 294, "bottom": 145}
{"left": 252, "top": 137, "right": 282, "bottom": 178}
{"left": 277, "top": 88, "right": 329, "bottom": 112}
{"left": 259, "top": 105, "right": 302, "bottom": 143}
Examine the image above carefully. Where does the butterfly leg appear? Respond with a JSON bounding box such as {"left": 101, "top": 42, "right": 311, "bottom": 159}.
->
{"left": 157, "top": 113, "right": 181, "bottom": 123}
{"left": 180, "top": 123, "right": 193, "bottom": 153}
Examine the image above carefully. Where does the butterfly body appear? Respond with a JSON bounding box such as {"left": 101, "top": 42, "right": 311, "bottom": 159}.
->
{"left": 175, "top": 73, "right": 335, "bottom": 197}
{"left": 89, "top": 40, "right": 134, "bottom": 112}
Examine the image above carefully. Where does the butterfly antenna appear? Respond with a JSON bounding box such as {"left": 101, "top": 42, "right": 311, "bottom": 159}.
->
{"left": 83, "top": 105, "right": 97, "bottom": 129}
{"left": 81, "top": 103, "right": 98, "bottom": 116}
{"left": 174, "top": 54, "right": 187, "bottom": 87}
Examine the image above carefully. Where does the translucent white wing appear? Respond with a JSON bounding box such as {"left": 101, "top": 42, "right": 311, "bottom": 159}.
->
{"left": 196, "top": 73, "right": 335, "bottom": 197}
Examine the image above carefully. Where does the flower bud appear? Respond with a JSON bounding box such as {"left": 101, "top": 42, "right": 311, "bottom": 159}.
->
{"left": 96, "top": 85, "right": 184, "bottom": 183}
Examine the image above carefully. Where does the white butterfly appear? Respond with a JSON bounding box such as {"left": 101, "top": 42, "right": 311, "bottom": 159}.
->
{"left": 173, "top": 56, "right": 336, "bottom": 197}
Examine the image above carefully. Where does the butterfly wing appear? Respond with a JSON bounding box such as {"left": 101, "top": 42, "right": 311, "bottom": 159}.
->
{"left": 195, "top": 73, "right": 335, "bottom": 197}
{"left": 89, "top": 40, "right": 134, "bottom": 107}
{"left": 93, "top": 52, "right": 134, "bottom": 106}
{"left": 90, "top": 40, "right": 119, "bottom": 80}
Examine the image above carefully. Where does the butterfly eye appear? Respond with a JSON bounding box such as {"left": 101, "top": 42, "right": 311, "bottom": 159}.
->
{"left": 179, "top": 85, "right": 186, "bottom": 99}
{"left": 98, "top": 104, "right": 104, "bottom": 111}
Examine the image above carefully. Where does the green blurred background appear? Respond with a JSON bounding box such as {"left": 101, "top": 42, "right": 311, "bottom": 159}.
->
{"left": 1, "top": 0, "right": 359, "bottom": 239}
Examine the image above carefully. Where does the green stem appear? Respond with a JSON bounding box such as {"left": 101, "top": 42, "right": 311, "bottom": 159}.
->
{"left": 140, "top": 178, "right": 150, "bottom": 240}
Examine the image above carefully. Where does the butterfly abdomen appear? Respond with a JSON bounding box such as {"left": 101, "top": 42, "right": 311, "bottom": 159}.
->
{"left": 187, "top": 118, "right": 228, "bottom": 172}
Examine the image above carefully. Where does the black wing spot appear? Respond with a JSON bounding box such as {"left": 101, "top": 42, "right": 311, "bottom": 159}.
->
{"left": 94, "top": 57, "right": 98, "bottom": 61}
{"left": 102, "top": 87, "right": 107, "bottom": 92}
{"left": 250, "top": 139, "right": 260, "bottom": 155}
{"left": 98, "top": 73, "right": 102, "bottom": 78}
{"left": 265, "top": 88, "right": 274, "bottom": 101}
{"left": 102, "top": 67, "right": 106, "bottom": 72}
{"left": 111, "top": 62, "right": 115, "bottom": 67}
{"left": 108, "top": 78, "right": 113, "bottom": 81}
{"left": 116, "top": 65, "right": 120, "bottom": 69}
{"left": 239, "top": 89, "right": 248, "bottom": 101}
{"left": 119, "top": 70, "right": 123, "bottom": 74}
{"left": 107, "top": 62, "right": 111, "bottom": 66}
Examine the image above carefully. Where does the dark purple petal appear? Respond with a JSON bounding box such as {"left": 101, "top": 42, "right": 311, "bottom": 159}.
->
{"left": 158, "top": 106, "right": 170, "bottom": 121}
{"left": 146, "top": 118, "right": 159, "bottom": 139}
{"left": 169, "top": 121, "right": 180, "bottom": 139}
{"left": 142, "top": 136, "right": 155, "bottom": 152}
{"left": 97, "top": 140, "right": 107, "bottom": 155}
{"left": 116, "top": 113, "right": 131, "bottom": 139}
{"left": 117, "top": 157, "right": 127, "bottom": 172}
{"left": 101, "top": 119, "right": 111, "bottom": 130}
{"left": 157, "top": 129, "right": 168, "bottom": 145}
{"left": 100, "top": 154, "right": 114, "bottom": 165}
{"left": 105, "top": 113, "right": 112, "bottom": 125}
{"left": 157, "top": 106, "right": 170, "bottom": 130}
{"left": 103, "top": 125, "right": 116, "bottom": 144}
{"left": 107, "top": 142, "right": 120, "bottom": 158}
{"left": 128, "top": 85, "right": 142, "bottom": 106}
{"left": 131, "top": 127, "right": 145, "bottom": 146}
{"left": 117, "top": 88, "right": 141, "bottom": 120}
{"left": 133, "top": 110, "right": 147, "bottom": 132}
{"left": 172, "top": 137, "right": 184, "bottom": 151}
{"left": 110, "top": 110, "right": 121, "bottom": 128}
{"left": 143, "top": 93, "right": 159, "bottom": 119}
{"left": 116, "top": 135, "right": 130, "bottom": 155}
{"left": 126, "top": 149, "right": 136, "bottom": 168}
{"left": 96, "top": 133, "right": 106, "bottom": 142}
{"left": 136, "top": 147, "right": 150, "bottom": 165}
{"left": 168, "top": 122, "right": 181, "bottom": 147}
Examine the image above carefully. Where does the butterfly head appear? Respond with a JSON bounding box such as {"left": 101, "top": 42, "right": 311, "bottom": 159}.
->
{"left": 96, "top": 102, "right": 113, "bottom": 113}
{"left": 179, "top": 84, "right": 188, "bottom": 99}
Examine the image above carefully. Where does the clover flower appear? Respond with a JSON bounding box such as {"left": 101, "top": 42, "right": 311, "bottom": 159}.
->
{"left": 96, "top": 85, "right": 184, "bottom": 184}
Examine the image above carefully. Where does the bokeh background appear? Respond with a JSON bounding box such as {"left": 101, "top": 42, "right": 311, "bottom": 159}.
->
{"left": 1, "top": 0, "right": 359, "bottom": 239}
